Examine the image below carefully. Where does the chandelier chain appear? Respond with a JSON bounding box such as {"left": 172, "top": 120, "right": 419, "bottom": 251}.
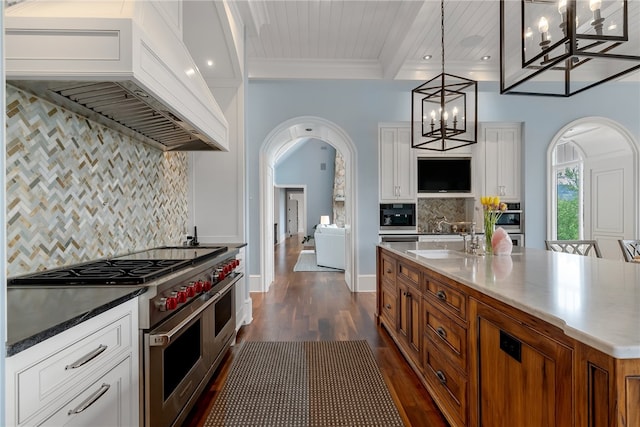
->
{"left": 440, "top": 0, "right": 445, "bottom": 75}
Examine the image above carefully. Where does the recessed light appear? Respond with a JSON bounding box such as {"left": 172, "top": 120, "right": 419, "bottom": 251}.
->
{"left": 206, "top": 59, "right": 214, "bottom": 67}
{"left": 481, "top": 55, "right": 491, "bottom": 61}
{"left": 422, "top": 55, "right": 432, "bottom": 60}
{"left": 185, "top": 68, "right": 196, "bottom": 77}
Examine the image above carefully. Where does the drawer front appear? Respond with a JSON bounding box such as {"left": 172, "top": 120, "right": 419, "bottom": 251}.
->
{"left": 398, "top": 261, "right": 420, "bottom": 287}
{"left": 423, "top": 339, "right": 467, "bottom": 426}
{"left": 381, "top": 253, "right": 396, "bottom": 283}
{"left": 423, "top": 303, "right": 467, "bottom": 371}
{"left": 15, "top": 312, "right": 132, "bottom": 424}
{"left": 425, "top": 277, "right": 467, "bottom": 321}
{"left": 39, "top": 355, "right": 134, "bottom": 427}
{"left": 381, "top": 287, "right": 397, "bottom": 329}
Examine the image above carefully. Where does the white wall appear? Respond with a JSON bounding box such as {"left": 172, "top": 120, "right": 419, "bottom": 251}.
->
{"left": 245, "top": 79, "right": 640, "bottom": 276}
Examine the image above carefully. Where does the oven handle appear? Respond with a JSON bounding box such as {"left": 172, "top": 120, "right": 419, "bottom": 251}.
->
{"left": 148, "top": 275, "right": 240, "bottom": 348}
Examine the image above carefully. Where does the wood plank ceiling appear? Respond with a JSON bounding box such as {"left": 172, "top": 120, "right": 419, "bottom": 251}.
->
{"left": 238, "top": 0, "right": 500, "bottom": 81}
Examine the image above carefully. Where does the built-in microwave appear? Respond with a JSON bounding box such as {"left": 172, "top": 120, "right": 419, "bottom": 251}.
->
{"left": 496, "top": 202, "right": 523, "bottom": 233}
{"left": 380, "top": 203, "right": 416, "bottom": 231}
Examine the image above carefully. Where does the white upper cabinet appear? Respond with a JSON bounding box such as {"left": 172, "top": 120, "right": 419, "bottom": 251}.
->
{"left": 482, "top": 123, "right": 522, "bottom": 201}
{"left": 379, "top": 124, "right": 416, "bottom": 202}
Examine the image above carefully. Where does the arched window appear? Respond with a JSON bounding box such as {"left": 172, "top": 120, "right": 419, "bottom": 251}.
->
{"left": 551, "top": 141, "right": 584, "bottom": 240}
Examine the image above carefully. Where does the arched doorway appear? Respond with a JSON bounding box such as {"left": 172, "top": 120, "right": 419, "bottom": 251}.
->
{"left": 547, "top": 117, "right": 639, "bottom": 259}
{"left": 259, "top": 117, "right": 357, "bottom": 291}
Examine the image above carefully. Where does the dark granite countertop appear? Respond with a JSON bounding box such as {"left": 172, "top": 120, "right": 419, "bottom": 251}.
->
{"left": 5, "top": 243, "right": 247, "bottom": 358}
{"left": 6, "top": 286, "right": 147, "bottom": 357}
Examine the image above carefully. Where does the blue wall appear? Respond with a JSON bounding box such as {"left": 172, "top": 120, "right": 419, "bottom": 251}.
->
{"left": 275, "top": 139, "right": 336, "bottom": 236}
{"left": 246, "top": 79, "right": 640, "bottom": 277}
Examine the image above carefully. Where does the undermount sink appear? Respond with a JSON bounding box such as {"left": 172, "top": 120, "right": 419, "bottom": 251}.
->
{"left": 407, "top": 249, "right": 468, "bottom": 259}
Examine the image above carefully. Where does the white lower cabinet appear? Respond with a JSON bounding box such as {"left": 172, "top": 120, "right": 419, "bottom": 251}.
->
{"left": 38, "top": 355, "right": 134, "bottom": 427}
{"left": 5, "top": 299, "right": 139, "bottom": 427}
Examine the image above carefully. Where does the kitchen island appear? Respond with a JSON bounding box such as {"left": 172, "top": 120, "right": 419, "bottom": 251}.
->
{"left": 377, "top": 242, "right": 640, "bottom": 427}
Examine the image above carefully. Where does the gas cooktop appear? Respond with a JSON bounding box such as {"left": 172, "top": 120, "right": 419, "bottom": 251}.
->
{"left": 7, "top": 246, "right": 228, "bottom": 287}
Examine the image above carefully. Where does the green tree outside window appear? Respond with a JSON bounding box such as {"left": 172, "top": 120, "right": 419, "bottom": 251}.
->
{"left": 556, "top": 166, "right": 580, "bottom": 240}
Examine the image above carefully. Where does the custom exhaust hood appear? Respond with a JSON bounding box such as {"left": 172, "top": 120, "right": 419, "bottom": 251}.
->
{"left": 5, "top": 1, "right": 229, "bottom": 151}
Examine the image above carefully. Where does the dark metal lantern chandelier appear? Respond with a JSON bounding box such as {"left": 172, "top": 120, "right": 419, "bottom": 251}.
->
{"left": 500, "top": 0, "right": 640, "bottom": 96}
{"left": 411, "top": 0, "right": 478, "bottom": 151}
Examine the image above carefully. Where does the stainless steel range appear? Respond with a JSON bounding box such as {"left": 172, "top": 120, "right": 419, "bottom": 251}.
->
{"left": 8, "top": 245, "right": 243, "bottom": 427}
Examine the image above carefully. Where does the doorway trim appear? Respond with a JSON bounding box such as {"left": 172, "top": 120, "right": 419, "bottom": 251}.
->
{"left": 546, "top": 116, "right": 639, "bottom": 240}
{"left": 259, "top": 116, "right": 357, "bottom": 292}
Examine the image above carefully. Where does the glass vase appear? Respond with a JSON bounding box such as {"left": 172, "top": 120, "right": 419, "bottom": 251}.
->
{"left": 484, "top": 221, "right": 495, "bottom": 254}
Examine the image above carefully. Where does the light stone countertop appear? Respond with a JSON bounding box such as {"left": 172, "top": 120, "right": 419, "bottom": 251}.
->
{"left": 379, "top": 241, "right": 640, "bottom": 359}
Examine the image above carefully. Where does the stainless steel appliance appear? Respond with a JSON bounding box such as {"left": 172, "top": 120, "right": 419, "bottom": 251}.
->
{"left": 380, "top": 234, "right": 419, "bottom": 243}
{"left": 8, "top": 245, "right": 243, "bottom": 427}
{"left": 510, "top": 233, "right": 525, "bottom": 247}
{"left": 380, "top": 203, "right": 416, "bottom": 231}
{"left": 496, "top": 202, "right": 523, "bottom": 233}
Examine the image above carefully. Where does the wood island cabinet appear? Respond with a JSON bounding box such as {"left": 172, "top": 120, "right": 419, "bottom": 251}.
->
{"left": 468, "top": 298, "right": 573, "bottom": 427}
{"left": 376, "top": 246, "right": 640, "bottom": 427}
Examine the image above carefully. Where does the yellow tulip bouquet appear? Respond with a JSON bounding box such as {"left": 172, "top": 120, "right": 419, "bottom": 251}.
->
{"left": 480, "top": 196, "right": 507, "bottom": 254}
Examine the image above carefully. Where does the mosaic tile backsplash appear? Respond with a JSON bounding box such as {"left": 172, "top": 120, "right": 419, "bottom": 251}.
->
{"left": 6, "top": 85, "right": 189, "bottom": 276}
{"left": 417, "top": 198, "right": 474, "bottom": 233}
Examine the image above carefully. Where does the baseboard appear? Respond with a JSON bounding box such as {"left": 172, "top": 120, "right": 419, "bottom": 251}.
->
{"left": 354, "top": 274, "right": 376, "bottom": 292}
{"left": 250, "top": 274, "right": 266, "bottom": 293}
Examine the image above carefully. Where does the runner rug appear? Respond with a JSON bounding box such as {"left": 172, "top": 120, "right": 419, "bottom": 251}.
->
{"left": 204, "top": 340, "right": 404, "bottom": 426}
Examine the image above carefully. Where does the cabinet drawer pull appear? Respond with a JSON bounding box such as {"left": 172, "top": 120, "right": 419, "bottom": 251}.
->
{"left": 436, "top": 290, "right": 447, "bottom": 301}
{"left": 385, "top": 304, "right": 392, "bottom": 310}
{"left": 65, "top": 344, "right": 108, "bottom": 370}
{"left": 435, "top": 370, "right": 447, "bottom": 385}
{"left": 406, "top": 292, "right": 412, "bottom": 298}
{"left": 436, "top": 326, "right": 447, "bottom": 339}
{"left": 67, "top": 383, "right": 111, "bottom": 415}
{"left": 386, "top": 268, "right": 392, "bottom": 274}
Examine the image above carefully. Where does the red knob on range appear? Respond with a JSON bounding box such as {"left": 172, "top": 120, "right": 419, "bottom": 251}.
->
{"left": 186, "top": 282, "right": 196, "bottom": 297}
{"left": 165, "top": 296, "right": 178, "bottom": 311}
{"left": 234, "top": 259, "right": 240, "bottom": 268}
{"left": 224, "top": 264, "right": 231, "bottom": 274}
{"left": 194, "top": 280, "right": 204, "bottom": 293}
{"left": 216, "top": 269, "right": 225, "bottom": 281}
{"left": 203, "top": 280, "right": 212, "bottom": 291}
{"left": 177, "top": 286, "right": 188, "bottom": 303}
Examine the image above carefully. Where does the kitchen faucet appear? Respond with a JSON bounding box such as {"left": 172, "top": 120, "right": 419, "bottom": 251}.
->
{"left": 435, "top": 216, "right": 448, "bottom": 233}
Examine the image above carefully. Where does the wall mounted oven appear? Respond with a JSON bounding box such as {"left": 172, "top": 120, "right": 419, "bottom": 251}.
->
{"left": 495, "top": 202, "right": 523, "bottom": 233}
{"left": 380, "top": 203, "right": 416, "bottom": 231}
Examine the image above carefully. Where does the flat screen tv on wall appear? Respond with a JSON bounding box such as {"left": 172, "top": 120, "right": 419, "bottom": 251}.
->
{"left": 417, "top": 157, "right": 472, "bottom": 193}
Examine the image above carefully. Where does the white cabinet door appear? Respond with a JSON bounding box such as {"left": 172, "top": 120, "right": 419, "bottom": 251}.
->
{"left": 483, "top": 124, "right": 521, "bottom": 201}
{"left": 379, "top": 125, "right": 416, "bottom": 202}
{"left": 396, "top": 127, "right": 416, "bottom": 200}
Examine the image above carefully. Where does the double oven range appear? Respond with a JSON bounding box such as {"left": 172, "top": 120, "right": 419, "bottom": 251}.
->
{"left": 8, "top": 245, "right": 243, "bottom": 427}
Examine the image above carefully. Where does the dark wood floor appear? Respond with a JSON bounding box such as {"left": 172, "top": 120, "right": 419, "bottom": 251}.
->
{"left": 182, "top": 235, "right": 449, "bottom": 427}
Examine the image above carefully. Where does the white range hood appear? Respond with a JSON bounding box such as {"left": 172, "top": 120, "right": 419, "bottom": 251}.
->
{"left": 5, "top": 0, "right": 229, "bottom": 151}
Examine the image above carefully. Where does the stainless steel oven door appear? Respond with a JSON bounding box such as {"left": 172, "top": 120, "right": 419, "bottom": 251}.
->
{"left": 143, "top": 276, "right": 239, "bottom": 427}
{"left": 211, "top": 279, "right": 236, "bottom": 364}
{"left": 144, "top": 295, "right": 216, "bottom": 427}
{"left": 495, "top": 210, "right": 522, "bottom": 233}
